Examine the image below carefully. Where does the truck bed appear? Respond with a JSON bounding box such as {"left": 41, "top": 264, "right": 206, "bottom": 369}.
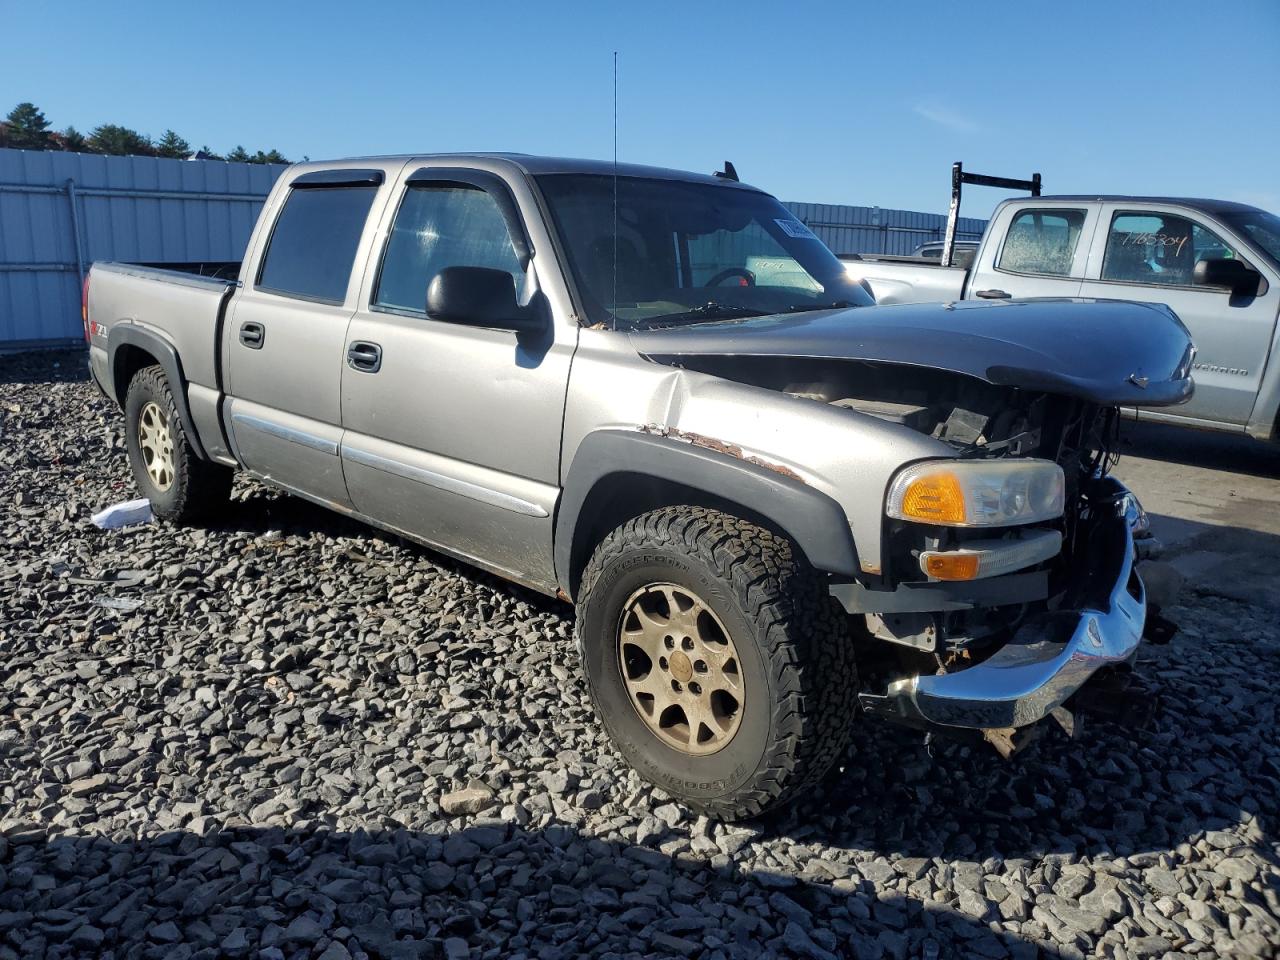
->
{"left": 843, "top": 257, "right": 968, "bottom": 305}
{"left": 87, "top": 261, "right": 239, "bottom": 395}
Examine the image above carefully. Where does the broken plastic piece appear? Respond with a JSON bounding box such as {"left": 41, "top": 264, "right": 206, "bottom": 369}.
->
{"left": 91, "top": 498, "right": 153, "bottom": 530}
{"left": 1049, "top": 705, "right": 1078, "bottom": 739}
{"left": 982, "top": 725, "right": 1041, "bottom": 759}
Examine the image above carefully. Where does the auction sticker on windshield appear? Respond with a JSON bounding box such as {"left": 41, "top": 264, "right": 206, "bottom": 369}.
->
{"left": 775, "top": 218, "right": 820, "bottom": 240}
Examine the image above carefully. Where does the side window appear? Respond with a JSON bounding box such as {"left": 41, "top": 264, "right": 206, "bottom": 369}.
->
{"left": 257, "top": 186, "right": 378, "bottom": 302}
{"left": 1102, "top": 212, "right": 1238, "bottom": 286}
{"left": 374, "top": 185, "right": 523, "bottom": 313}
{"left": 997, "top": 209, "right": 1087, "bottom": 276}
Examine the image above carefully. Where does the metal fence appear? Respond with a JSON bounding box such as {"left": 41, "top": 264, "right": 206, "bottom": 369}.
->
{"left": 785, "top": 200, "right": 988, "bottom": 258}
{"left": 0, "top": 147, "right": 989, "bottom": 348}
{"left": 0, "top": 148, "right": 286, "bottom": 348}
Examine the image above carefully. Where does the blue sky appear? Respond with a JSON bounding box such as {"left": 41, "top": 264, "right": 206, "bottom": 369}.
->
{"left": 4, "top": 0, "right": 1278, "bottom": 218}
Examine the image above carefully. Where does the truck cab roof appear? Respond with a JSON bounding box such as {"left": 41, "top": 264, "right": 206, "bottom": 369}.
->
{"left": 1008, "top": 195, "right": 1270, "bottom": 217}
{"left": 285, "top": 153, "right": 767, "bottom": 192}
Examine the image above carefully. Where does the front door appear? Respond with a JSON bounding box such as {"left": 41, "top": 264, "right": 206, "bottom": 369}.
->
{"left": 968, "top": 205, "right": 1095, "bottom": 300}
{"left": 226, "top": 168, "right": 393, "bottom": 508}
{"left": 339, "top": 166, "right": 575, "bottom": 589}
{"left": 1079, "top": 206, "right": 1279, "bottom": 426}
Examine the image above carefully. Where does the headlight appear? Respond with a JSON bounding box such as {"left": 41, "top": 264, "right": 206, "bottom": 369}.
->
{"left": 886, "top": 459, "right": 1065, "bottom": 527}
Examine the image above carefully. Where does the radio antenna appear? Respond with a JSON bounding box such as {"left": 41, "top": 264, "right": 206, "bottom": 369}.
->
{"left": 611, "top": 50, "right": 618, "bottom": 330}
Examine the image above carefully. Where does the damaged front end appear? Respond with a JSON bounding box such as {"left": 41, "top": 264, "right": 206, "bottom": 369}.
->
{"left": 628, "top": 298, "right": 1194, "bottom": 746}
{"left": 823, "top": 380, "right": 1165, "bottom": 743}
{"left": 856, "top": 475, "right": 1149, "bottom": 732}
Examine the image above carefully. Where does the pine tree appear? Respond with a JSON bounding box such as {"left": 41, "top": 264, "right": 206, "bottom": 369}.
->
{"left": 88, "top": 124, "right": 153, "bottom": 157}
{"left": 155, "top": 129, "right": 191, "bottom": 159}
{"left": 5, "top": 102, "right": 53, "bottom": 150}
{"left": 226, "top": 145, "right": 251, "bottom": 162}
{"left": 60, "top": 127, "right": 88, "bottom": 152}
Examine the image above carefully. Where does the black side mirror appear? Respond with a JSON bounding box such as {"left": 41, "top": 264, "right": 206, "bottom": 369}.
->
{"left": 1194, "top": 257, "right": 1260, "bottom": 297}
{"left": 426, "top": 266, "right": 543, "bottom": 333}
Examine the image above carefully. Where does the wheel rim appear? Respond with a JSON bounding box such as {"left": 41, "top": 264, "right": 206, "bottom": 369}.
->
{"left": 617, "top": 582, "right": 744, "bottom": 756}
{"left": 137, "top": 401, "right": 175, "bottom": 492}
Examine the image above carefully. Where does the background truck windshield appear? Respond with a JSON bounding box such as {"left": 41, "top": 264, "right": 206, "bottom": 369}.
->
{"left": 536, "top": 174, "right": 873, "bottom": 327}
{"left": 1222, "top": 208, "right": 1280, "bottom": 271}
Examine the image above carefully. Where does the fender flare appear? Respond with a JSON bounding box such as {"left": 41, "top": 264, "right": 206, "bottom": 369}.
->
{"left": 107, "top": 324, "right": 208, "bottom": 461}
{"left": 554, "top": 429, "right": 859, "bottom": 597}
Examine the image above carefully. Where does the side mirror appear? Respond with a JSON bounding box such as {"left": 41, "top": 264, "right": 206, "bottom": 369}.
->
{"left": 1193, "top": 257, "right": 1260, "bottom": 297}
{"left": 426, "top": 266, "right": 543, "bottom": 333}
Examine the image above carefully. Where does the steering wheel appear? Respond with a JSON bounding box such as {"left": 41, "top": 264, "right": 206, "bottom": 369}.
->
{"left": 704, "top": 267, "right": 756, "bottom": 287}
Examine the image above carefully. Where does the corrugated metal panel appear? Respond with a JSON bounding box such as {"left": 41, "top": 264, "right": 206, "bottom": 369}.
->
{"left": 0, "top": 147, "right": 286, "bottom": 346}
{"left": 785, "top": 200, "right": 987, "bottom": 257}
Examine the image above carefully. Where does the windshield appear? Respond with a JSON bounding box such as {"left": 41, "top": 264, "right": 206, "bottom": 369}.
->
{"left": 535, "top": 174, "right": 873, "bottom": 327}
{"left": 1222, "top": 208, "right": 1280, "bottom": 271}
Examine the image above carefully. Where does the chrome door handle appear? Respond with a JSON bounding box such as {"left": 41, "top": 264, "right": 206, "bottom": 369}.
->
{"left": 346, "top": 341, "right": 382, "bottom": 373}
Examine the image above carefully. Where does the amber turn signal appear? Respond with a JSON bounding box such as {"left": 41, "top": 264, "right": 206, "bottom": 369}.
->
{"left": 898, "top": 471, "right": 967, "bottom": 524}
{"left": 922, "top": 553, "right": 981, "bottom": 581}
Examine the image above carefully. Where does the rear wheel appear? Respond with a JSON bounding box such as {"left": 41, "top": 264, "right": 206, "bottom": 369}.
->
{"left": 124, "top": 365, "right": 231, "bottom": 524}
{"left": 575, "top": 506, "right": 858, "bottom": 820}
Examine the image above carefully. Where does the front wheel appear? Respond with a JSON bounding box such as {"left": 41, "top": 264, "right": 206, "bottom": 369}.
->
{"left": 123, "top": 365, "right": 231, "bottom": 524}
{"left": 575, "top": 506, "right": 858, "bottom": 820}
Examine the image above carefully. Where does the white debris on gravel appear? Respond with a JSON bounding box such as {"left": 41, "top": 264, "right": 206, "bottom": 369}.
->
{"left": 2, "top": 349, "right": 1278, "bottom": 960}
{"left": 90, "top": 496, "right": 153, "bottom": 529}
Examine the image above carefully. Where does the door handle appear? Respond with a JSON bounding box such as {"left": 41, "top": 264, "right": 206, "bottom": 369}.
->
{"left": 974, "top": 288, "right": 1011, "bottom": 299}
{"left": 347, "top": 341, "right": 383, "bottom": 373}
{"left": 239, "top": 321, "right": 265, "bottom": 348}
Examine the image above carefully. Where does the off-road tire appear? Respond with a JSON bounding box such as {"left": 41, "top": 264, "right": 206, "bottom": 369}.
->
{"left": 124, "top": 365, "right": 232, "bottom": 524}
{"left": 575, "top": 506, "right": 859, "bottom": 820}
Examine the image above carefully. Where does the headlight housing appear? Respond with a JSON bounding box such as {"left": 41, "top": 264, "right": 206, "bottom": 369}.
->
{"left": 887, "top": 459, "right": 1065, "bottom": 527}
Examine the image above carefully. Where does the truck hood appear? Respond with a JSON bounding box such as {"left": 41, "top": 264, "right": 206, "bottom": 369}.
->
{"left": 629, "top": 298, "right": 1195, "bottom": 407}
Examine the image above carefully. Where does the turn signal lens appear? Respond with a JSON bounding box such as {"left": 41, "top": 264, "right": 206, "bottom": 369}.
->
{"left": 887, "top": 459, "right": 1065, "bottom": 527}
{"left": 898, "top": 471, "right": 966, "bottom": 524}
{"left": 922, "top": 553, "right": 981, "bottom": 580}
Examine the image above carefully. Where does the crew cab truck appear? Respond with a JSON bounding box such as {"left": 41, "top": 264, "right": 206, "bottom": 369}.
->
{"left": 85, "top": 154, "right": 1194, "bottom": 819}
{"left": 847, "top": 195, "right": 1280, "bottom": 440}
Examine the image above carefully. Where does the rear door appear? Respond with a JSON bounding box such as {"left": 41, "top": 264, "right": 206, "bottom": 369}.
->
{"left": 967, "top": 203, "right": 1097, "bottom": 300}
{"left": 339, "top": 163, "right": 577, "bottom": 590}
{"left": 225, "top": 166, "right": 400, "bottom": 507}
{"left": 1079, "top": 204, "right": 1279, "bottom": 426}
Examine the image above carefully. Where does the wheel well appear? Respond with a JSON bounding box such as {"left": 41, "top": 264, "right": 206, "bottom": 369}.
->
{"left": 111, "top": 344, "right": 159, "bottom": 406}
{"left": 565, "top": 472, "right": 809, "bottom": 598}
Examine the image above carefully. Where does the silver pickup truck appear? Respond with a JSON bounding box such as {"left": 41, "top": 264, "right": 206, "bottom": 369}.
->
{"left": 85, "top": 154, "right": 1194, "bottom": 819}
{"left": 847, "top": 195, "right": 1280, "bottom": 440}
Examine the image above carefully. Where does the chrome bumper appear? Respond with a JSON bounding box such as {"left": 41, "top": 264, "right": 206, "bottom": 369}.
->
{"left": 859, "top": 485, "right": 1146, "bottom": 730}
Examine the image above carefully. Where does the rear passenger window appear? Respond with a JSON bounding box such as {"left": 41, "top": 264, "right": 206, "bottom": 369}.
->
{"left": 998, "top": 209, "right": 1086, "bottom": 276}
{"left": 374, "top": 185, "right": 523, "bottom": 313}
{"left": 257, "top": 186, "right": 378, "bottom": 302}
{"left": 1102, "top": 212, "right": 1238, "bottom": 286}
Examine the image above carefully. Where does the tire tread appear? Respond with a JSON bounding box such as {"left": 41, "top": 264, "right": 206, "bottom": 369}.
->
{"left": 575, "top": 505, "right": 859, "bottom": 820}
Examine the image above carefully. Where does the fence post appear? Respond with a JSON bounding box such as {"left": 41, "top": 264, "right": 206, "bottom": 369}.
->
{"left": 65, "top": 178, "right": 87, "bottom": 285}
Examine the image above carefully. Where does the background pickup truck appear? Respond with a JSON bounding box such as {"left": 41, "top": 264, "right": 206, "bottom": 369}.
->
{"left": 847, "top": 195, "right": 1280, "bottom": 440}
{"left": 85, "top": 154, "right": 1193, "bottom": 820}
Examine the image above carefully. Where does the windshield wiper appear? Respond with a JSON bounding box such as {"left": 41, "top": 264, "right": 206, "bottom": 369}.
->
{"left": 640, "top": 302, "right": 770, "bottom": 327}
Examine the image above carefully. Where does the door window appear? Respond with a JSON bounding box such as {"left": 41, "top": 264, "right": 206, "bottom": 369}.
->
{"left": 997, "top": 209, "right": 1087, "bottom": 276}
{"left": 257, "top": 186, "right": 379, "bottom": 302}
{"left": 1101, "top": 212, "right": 1238, "bottom": 286}
{"left": 374, "top": 185, "right": 524, "bottom": 313}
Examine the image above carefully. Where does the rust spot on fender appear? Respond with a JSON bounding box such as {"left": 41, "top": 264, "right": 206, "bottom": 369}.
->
{"left": 638, "top": 424, "right": 806, "bottom": 483}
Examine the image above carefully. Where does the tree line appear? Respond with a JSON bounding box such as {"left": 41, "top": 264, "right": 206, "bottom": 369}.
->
{"left": 0, "top": 102, "right": 291, "bottom": 164}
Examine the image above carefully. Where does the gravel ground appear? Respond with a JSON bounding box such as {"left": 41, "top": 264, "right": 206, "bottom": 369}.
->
{"left": 2, "top": 349, "right": 1278, "bottom": 960}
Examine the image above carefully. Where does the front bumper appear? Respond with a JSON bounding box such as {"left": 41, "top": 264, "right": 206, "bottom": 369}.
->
{"left": 858, "top": 484, "right": 1146, "bottom": 730}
